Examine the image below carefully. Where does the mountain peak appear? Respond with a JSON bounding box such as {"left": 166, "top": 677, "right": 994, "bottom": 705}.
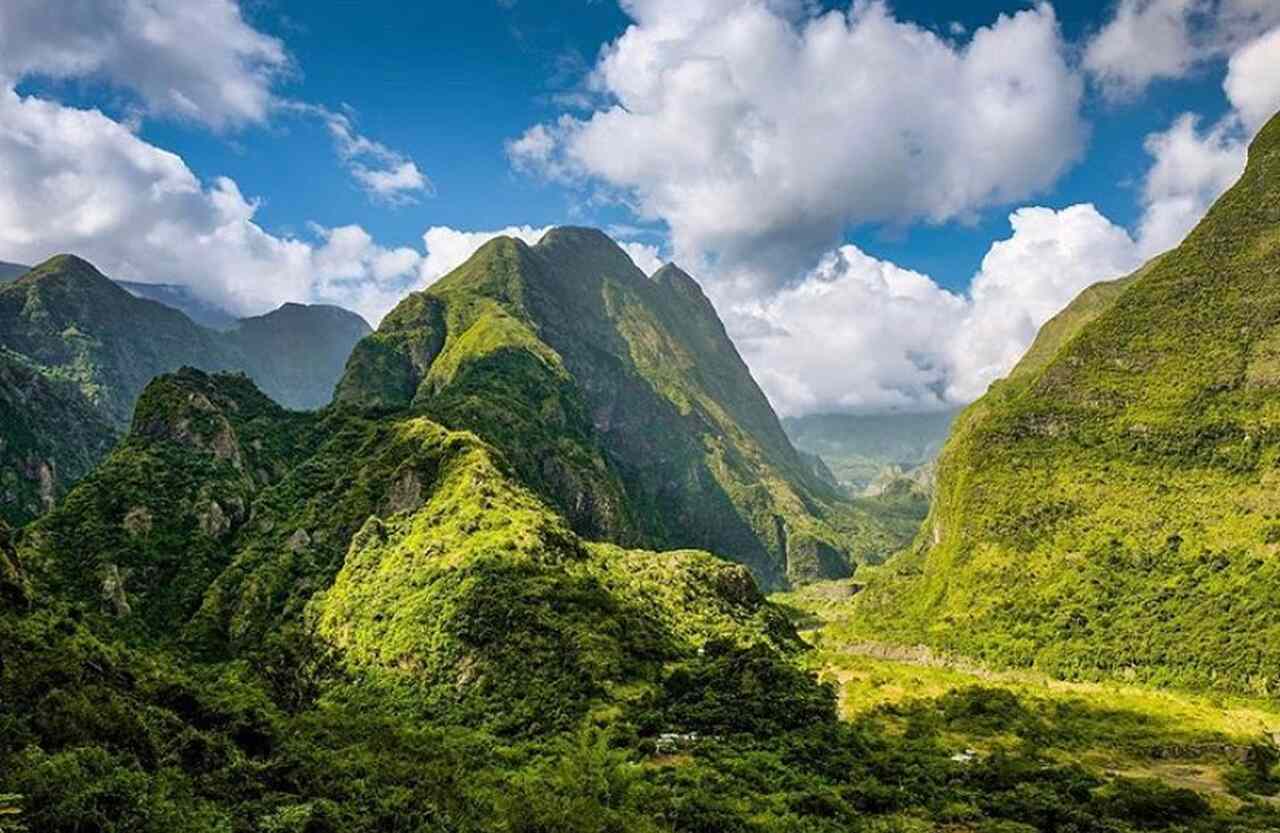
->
{"left": 534, "top": 226, "right": 647, "bottom": 283}
{"left": 18, "top": 253, "right": 121, "bottom": 293}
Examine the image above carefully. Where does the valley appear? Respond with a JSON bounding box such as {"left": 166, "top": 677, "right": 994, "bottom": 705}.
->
{"left": 3, "top": 95, "right": 1280, "bottom": 833}
{"left": 777, "top": 580, "right": 1280, "bottom": 808}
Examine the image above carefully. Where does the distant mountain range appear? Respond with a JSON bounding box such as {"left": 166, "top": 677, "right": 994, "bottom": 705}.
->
{"left": 0, "top": 255, "right": 370, "bottom": 523}
{"left": 784, "top": 409, "right": 959, "bottom": 493}
{"left": 115, "top": 280, "right": 241, "bottom": 330}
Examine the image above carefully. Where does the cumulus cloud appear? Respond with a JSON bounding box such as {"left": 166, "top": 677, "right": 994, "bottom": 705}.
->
{"left": 1135, "top": 114, "right": 1248, "bottom": 255}
{"left": 0, "top": 85, "right": 422, "bottom": 325}
{"left": 1127, "top": 19, "right": 1280, "bottom": 256}
{"left": 0, "top": 0, "right": 428, "bottom": 202}
{"left": 0, "top": 0, "right": 288, "bottom": 129}
{"left": 1084, "top": 0, "right": 1280, "bottom": 97}
{"left": 730, "top": 205, "right": 1146, "bottom": 415}
{"left": 1224, "top": 25, "right": 1280, "bottom": 131}
{"left": 509, "top": 0, "right": 1086, "bottom": 287}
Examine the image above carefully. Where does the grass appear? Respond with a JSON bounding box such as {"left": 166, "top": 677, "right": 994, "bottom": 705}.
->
{"left": 777, "top": 580, "right": 1280, "bottom": 803}
{"left": 849, "top": 111, "right": 1280, "bottom": 695}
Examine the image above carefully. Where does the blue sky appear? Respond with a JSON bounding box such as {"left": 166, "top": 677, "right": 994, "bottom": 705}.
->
{"left": 12, "top": 0, "right": 1234, "bottom": 288}
{"left": 2, "top": 0, "right": 1278, "bottom": 413}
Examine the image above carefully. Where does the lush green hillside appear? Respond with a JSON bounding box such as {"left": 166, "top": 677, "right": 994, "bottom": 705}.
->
{"left": 853, "top": 111, "right": 1280, "bottom": 694}
{"left": 784, "top": 409, "right": 959, "bottom": 492}
{"left": 337, "top": 228, "right": 897, "bottom": 587}
{"left": 0, "top": 255, "right": 370, "bottom": 524}
{"left": 0, "top": 255, "right": 243, "bottom": 426}
{"left": 7, "top": 368, "right": 1278, "bottom": 831}
{"left": 0, "top": 349, "right": 116, "bottom": 524}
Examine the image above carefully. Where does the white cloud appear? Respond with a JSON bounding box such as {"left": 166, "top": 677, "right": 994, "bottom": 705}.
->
{"left": 0, "top": 86, "right": 422, "bottom": 326}
{"left": 730, "top": 205, "right": 1146, "bottom": 415}
{"left": 1125, "top": 19, "right": 1280, "bottom": 256}
{"left": 305, "top": 105, "right": 433, "bottom": 204}
{"left": 0, "top": 0, "right": 288, "bottom": 129}
{"left": 619, "top": 241, "right": 664, "bottom": 276}
{"left": 1224, "top": 25, "right": 1280, "bottom": 131}
{"left": 947, "top": 205, "right": 1145, "bottom": 401}
{"left": 510, "top": 0, "right": 1086, "bottom": 288}
{"left": 0, "top": 1, "right": 428, "bottom": 203}
{"left": 1135, "top": 114, "right": 1247, "bottom": 256}
{"left": 1084, "top": 0, "right": 1280, "bottom": 97}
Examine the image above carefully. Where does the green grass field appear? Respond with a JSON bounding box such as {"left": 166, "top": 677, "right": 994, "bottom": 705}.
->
{"left": 775, "top": 580, "right": 1280, "bottom": 805}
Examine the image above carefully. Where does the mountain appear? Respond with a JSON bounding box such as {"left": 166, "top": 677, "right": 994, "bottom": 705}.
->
{"left": 0, "top": 349, "right": 115, "bottom": 521}
{"left": 784, "top": 409, "right": 959, "bottom": 492}
{"left": 0, "top": 255, "right": 370, "bottom": 524}
{"left": 854, "top": 112, "right": 1280, "bottom": 694}
{"left": 115, "top": 280, "right": 240, "bottom": 331}
{"left": 3, "top": 248, "right": 1273, "bottom": 831}
{"left": 0, "top": 261, "right": 28, "bottom": 282}
{"left": 226, "top": 302, "right": 372, "bottom": 410}
{"left": 336, "top": 228, "right": 898, "bottom": 587}
{"left": 0, "top": 255, "right": 243, "bottom": 427}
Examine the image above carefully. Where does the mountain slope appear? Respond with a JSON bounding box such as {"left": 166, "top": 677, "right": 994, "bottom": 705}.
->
{"left": 336, "top": 228, "right": 897, "bottom": 588}
{"left": 115, "top": 280, "right": 240, "bottom": 330}
{"left": 227, "top": 302, "right": 372, "bottom": 410}
{"left": 0, "top": 255, "right": 243, "bottom": 427}
{"left": 0, "top": 350, "right": 116, "bottom": 523}
{"left": 0, "top": 256, "right": 371, "bottom": 523}
{"left": 854, "top": 112, "right": 1280, "bottom": 693}
{"left": 19, "top": 368, "right": 801, "bottom": 727}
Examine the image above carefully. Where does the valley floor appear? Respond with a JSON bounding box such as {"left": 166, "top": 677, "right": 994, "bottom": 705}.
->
{"left": 774, "top": 581, "right": 1280, "bottom": 808}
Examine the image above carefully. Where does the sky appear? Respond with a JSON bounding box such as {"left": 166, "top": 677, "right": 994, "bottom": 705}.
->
{"left": 2, "top": 0, "right": 1279, "bottom": 416}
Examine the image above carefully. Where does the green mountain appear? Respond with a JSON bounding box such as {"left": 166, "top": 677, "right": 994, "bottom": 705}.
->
{"left": 227, "top": 302, "right": 373, "bottom": 410}
{"left": 0, "top": 349, "right": 115, "bottom": 521}
{"left": 0, "top": 255, "right": 244, "bottom": 427}
{"left": 4, "top": 238, "right": 1276, "bottom": 829}
{"left": 0, "top": 255, "right": 371, "bottom": 524}
{"left": 336, "top": 228, "right": 896, "bottom": 587}
{"left": 784, "top": 409, "right": 959, "bottom": 492}
{"left": 854, "top": 112, "right": 1280, "bottom": 694}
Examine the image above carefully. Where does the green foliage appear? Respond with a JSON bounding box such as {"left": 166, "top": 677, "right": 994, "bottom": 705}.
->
{"left": 0, "top": 255, "right": 370, "bottom": 526}
{"left": 854, "top": 111, "right": 1280, "bottom": 694}
{"left": 333, "top": 229, "right": 907, "bottom": 588}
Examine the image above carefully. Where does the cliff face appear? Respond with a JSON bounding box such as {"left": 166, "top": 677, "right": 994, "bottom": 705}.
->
{"left": 854, "top": 112, "right": 1280, "bottom": 693}
{"left": 337, "top": 227, "right": 899, "bottom": 588}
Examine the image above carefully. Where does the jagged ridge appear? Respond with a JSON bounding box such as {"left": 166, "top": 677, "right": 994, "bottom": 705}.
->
{"left": 336, "top": 227, "right": 898, "bottom": 588}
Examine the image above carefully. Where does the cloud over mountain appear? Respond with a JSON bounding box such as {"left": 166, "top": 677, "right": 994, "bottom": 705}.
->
{"left": 729, "top": 204, "right": 1145, "bottom": 415}
{"left": 509, "top": 0, "right": 1086, "bottom": 287}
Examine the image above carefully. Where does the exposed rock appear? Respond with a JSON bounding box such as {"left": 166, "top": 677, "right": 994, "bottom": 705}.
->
{"left": 386, "top": 468, "right": 424, "bottom": 514}
{"left": 100, "top": 563, "right": 132, "bottom": 617}
{"left": 199, "top": 500, "right": 231, "bottom": 538}
{"left": 123, "top": 506, "right": 153, "bottom": 538}
{"left": 36, "top": 460, "right": 56, "bottom": 512}
{"left": 210, "top": 421, "right": 241, "bottom": 467}
{"left": 286, "top": 528, "right": 311, "bottom": 553}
